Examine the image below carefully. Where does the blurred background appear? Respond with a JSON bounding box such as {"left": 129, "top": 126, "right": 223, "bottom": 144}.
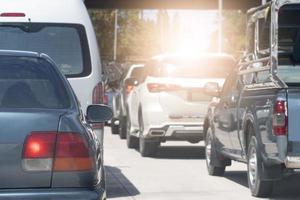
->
{"left": 88, "top": 9, "right": 246, "bottom": 83}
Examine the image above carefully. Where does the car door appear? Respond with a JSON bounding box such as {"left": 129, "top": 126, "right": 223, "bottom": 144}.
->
{"left": 226, "top": 73, "right": 244, "bottom": 156}
{"left": 213, "top": 71, "right": 238, "bottom": 153}
{"left": 128, "top": 66, "right": 148, "bottom": 130}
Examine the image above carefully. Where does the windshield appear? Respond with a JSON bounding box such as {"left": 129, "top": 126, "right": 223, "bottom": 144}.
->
{"left": 0, "top": 55, "right": 70, "bottom": 109}
{"left": 149, "top": 57, "right": 235, "bottom": 79}
{"left": 130, "top": 67, "right": 144, "bottom": 79}
{"left": 278, "top": 4, "right": 300, "bottom": 83}
{"left": 0, "top": 23, "right": 91, "bottom": 78}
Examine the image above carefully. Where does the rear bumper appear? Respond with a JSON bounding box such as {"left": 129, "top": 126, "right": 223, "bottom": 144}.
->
{"left": 0, "top": 188, "right": 105, "bottom": 200}
{"left": 285, "top": 156, "right": 300, "bottom": 169}
{"left": 145, "top": 124, "right": 204, "bottom": 141}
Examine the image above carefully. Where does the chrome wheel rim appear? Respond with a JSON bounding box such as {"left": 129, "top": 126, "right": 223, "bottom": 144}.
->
{"left": 205, "top": 133, "right": 212, "bottom": 165}
{"left": 248, "top": 147, "right": 257, "bottom": 187}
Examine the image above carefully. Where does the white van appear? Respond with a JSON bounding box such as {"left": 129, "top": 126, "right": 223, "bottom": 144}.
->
{"left": 0, "top": 0, "right": 104, "bottom": 114}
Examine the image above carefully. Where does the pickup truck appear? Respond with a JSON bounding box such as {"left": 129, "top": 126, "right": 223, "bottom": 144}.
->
{"left": 204, "top": 1, "right": 300, "bottom": 197}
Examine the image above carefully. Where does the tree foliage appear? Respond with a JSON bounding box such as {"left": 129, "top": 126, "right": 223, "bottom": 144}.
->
{"left": 89, "top": 9, "right": 247, "bottom": 61}
{"left": 89, "top": 9, "right": 162, "bottom": 62}
{"left": 223, "top": 11, "right": 247, "bottom": 56}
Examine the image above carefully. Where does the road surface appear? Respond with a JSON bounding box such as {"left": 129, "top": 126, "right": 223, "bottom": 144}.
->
{"left": 103, "top": 127, "right": 300, "bottom": 200}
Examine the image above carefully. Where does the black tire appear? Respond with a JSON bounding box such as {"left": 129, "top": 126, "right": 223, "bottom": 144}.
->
{"left": 126, "top": 115, "right": 139, "bottom": 149}
{"left": 247, "top": 129, "right": 273, "bottom": 197}
{"left": 205, "top": 127, "right": 226, "bottom": 176}
{"left": 111, "top": 118, "right": 119, "bottom": 135}
{"left": 119, "top": 116, "right": 127, "bottom": 139}
{"left": 139, "top": 137, "right": 159, "bottom": 157}
{"left": 138, "top": 109, "right": 159, "bottom": 157}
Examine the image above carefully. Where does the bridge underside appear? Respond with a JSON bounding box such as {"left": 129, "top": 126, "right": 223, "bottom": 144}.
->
{"left": 85, "top": 0, "right": 261, "bottom": 10}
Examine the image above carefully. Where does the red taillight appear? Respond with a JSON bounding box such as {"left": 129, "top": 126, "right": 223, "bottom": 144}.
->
{"left": 23, "top": 132, "right": 56, "bottom": 159}
{"left": 93, "top": 82, "right": 104, "bottom": 104}
{"left": 147, "top": 83, "right": 181, "bottom": 93}
{"left": 92, "top": 82, "right": 105, "bottom": 128}
{"left": 22, "top": 132, "right": 93, "bottom": 172}
{"left": 0, "top": 12, "right": 26, "bottom": 17}
{"left": 54, "top": 133, "right": 93, "bottom": 171}
{"left": 22, "top": 132, "right": 56, "bottom": 171}
{"left": 273, "top": 100, "right": 288, "bottom": 136}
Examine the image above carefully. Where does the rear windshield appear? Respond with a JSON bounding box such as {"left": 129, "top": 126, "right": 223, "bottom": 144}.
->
{"left": 0, "top": 55, "right": 71, "bottom": 109}
{"left": 0, "top": 23, "right": 91, "bottom": 78}
{"left": 148, "top": 57, "right": 235, "bottom": 79}
{"left": 278, "top": 4, "right": 300, "bottom": 83}
{"left": 130, "top": 67, "right": 144, "bottom": 79}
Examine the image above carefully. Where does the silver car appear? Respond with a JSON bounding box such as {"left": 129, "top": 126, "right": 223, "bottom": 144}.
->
{"left": 0, "top": 50, "right": 111, "bottom": 200}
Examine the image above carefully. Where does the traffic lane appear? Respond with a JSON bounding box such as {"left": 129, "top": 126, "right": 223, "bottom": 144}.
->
{"left": 103, "top": 127, "right": 300, "bottom": 200}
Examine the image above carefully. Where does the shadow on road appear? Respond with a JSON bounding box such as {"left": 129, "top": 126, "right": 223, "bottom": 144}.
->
{"left": 224, "top": 170, "right": 300, "bottom": 199}
{"left": 105, "top": 165, "right": 140, "bottom": 199}
{"left": 154, "top": 145, "right": 205, "bottom": 159}
{"left": 224, "top": 171, "right": 248, "bottom": 188}
{"left": 271, "top": 174, "right": 300, "bottom": 199}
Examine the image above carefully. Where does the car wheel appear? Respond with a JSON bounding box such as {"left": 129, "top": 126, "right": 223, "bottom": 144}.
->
{"left": 139, "top": 137, "right": 159, "bottom": 157}
{"left": 111, "top": 118, "right": 119, "bottom": 135}
{"left": 205, "top": 127, "right": 226, "bottom": 176}
{"left": 138, "top": 110, "right": 158, "bottom": 157}
{"left": 126, "top": 115, "right": 138, "bottom": 149}
{"left": 119, "top": 116, "right": 127, "bottom": 139}
{"left": 247, "top": 132, "right": 273, "bottom": 197}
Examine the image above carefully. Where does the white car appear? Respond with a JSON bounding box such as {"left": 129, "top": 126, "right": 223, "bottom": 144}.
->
{"left": 126, "top": 54, "right": 236, "bottom": 157}
{"left": 0, "top": 0, "right": 104, "bottom": 116}
{"left": 111, "top": 64, "right": 144, "bottom": 138}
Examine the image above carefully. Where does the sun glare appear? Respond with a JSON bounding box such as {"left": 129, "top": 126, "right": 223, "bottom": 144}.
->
{"left": 170, "top": 10, "right": 218, "bottom": 54}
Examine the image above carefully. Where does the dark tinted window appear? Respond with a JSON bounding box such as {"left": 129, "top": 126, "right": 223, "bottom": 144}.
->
{"left": 0, "top": 23, "right": 91, "bottom": 77}
{"left": 148, "top": 57, "right": 235, "bottom": 79}
{"left": 130, "top": 67, "right": 144, "bottom": 79}
{"left": 0, "top": 55, "right": 70, "bottom": 109}
{"left": 221, "top": 71, "right": 238, "bottom": 96}
{"left": 246, "top": 22, "right": 255, "bottom": 54}
{"left": 277, "top": 5, "right": 300, "bottom": 83}
{"left": 258, "top": 10, "right": 271, "bottom": 52}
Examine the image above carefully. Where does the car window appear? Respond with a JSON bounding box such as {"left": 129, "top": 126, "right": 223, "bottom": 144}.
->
{"left": 0, "top": 23, "right": 91, "bottom": 78}
{"left": 130, "top": 67, "right": 144, "bottom": 79}
{"left": 221, "top": 70, "right": 239, "bottom": 97}
{"left": 0, "top": 55, "right": 71, "bottom": 109}
{"left": 277, "top": 5, "right": 300, "bottom": 84}
{"left": 246, "top": 22, "right": 255, "bottom": 55}
{"left": 257, "top": 9, "right": 271, "bottom": 57}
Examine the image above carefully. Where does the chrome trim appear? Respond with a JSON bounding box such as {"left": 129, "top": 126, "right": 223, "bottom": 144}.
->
{"left": 285, "top": 156, "right": 300, "bottom": 168}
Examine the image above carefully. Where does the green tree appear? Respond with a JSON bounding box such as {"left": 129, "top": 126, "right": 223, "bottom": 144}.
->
{"left": 223, "top": 10, "right": 247, "bottom": 56}
{"left": 89, "top": 9, "right": 115, "bottom": 60}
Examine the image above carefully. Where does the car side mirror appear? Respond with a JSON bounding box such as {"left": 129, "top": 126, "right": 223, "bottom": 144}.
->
{"left": 204, "top": 82, "right": 220, "bottom": 97}
{"left": 125, "top": 77, "right": 139, "bottom": 87}
{"left": 86, "top": 104, "right": 113, "bottom": 123}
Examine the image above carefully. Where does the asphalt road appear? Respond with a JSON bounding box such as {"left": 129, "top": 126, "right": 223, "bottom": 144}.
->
{"left": 103, "top": 127, "right": 300, "bottom": 200}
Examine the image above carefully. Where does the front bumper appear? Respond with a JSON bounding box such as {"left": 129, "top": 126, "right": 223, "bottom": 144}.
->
{"left": 0, "top": 188, "right": 105, "bottom": 200}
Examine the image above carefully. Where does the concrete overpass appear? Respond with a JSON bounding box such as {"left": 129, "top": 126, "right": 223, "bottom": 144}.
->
{"left": 85, "top": 0, "right": 262, "bottom": 10}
